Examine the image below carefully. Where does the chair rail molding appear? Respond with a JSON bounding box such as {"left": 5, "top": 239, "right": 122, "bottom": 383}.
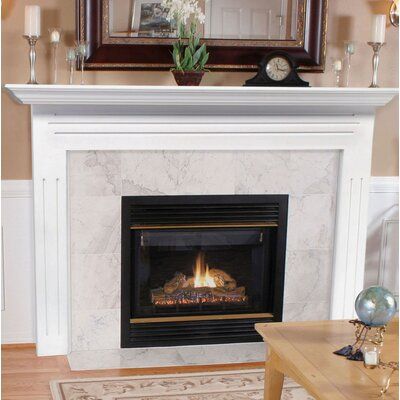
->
{"left": 4, "top": 84, "right": 398, "bottom": 356}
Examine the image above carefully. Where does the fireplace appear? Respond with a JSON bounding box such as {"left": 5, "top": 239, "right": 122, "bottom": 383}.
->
{"left": 121, "top": 194, "right": 288, "bottom": 347}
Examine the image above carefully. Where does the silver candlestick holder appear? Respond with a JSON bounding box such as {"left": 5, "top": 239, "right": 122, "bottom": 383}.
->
{"left": 367, "top": 42, "right": 385, "bottom": 88}
{"left": 23, "top": 35, "right": 40, "bottom": 84}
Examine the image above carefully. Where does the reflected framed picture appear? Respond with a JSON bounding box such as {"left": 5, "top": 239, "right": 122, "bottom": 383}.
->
{"left": 131, "top": 0, "right": 177, "bottom": 37}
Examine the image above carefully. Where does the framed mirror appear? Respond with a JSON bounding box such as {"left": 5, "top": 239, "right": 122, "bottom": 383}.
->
{"left": 76, "top": 0, "right": 327, "bottom": 71}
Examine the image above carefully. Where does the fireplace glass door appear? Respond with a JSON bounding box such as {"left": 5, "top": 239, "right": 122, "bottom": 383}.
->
{"left": 132, "top": 226, "right": 276, "bottom": 319}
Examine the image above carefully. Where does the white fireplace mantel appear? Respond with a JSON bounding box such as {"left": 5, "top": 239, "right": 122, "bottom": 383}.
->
{"left": 5, "top": 84, "right": 398, "bottom": 356}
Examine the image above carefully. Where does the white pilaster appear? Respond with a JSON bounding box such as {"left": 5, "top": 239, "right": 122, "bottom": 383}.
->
{"left": 31, "top": 108, "right": 69, "bottom": 355}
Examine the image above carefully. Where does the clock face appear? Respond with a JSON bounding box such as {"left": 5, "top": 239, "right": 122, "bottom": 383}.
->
{"left": 265, "top": 57, "right": 291, "bottom": 81}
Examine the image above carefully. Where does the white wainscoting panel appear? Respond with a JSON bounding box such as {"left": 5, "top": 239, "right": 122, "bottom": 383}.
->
{"left": 365, "top": 177, "right": 399, "bottom": 302}
{"left": 1, "top": 177, "right": 398, "bottom": 344}
{"left": 1, "top": 180, "right": 35, "bottom": 343}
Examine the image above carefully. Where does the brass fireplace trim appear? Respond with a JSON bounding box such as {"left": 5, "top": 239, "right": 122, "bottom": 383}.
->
{"left": 131, "top": 313, "right": 274, "bottom": 324}
{"left": 130, "top": 222, "right": 278, "bottom": 230}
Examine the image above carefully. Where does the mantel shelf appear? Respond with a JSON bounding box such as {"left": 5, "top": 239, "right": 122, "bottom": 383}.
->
{"left": 4, "top": 84, "right": 398, "bottom": 115}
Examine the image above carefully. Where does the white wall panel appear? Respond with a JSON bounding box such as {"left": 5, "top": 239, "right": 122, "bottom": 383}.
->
{"left": 365, "top": 177, "right": 399, "bottom": 302}
{"left": 1, "top": 180, "right": 35, "bottom": 344}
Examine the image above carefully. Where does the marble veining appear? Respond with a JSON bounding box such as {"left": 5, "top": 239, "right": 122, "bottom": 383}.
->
{"left": 234, "top": 151, "right": 338, "bottom": 196}
{"left": 121, "top": 151, "right": 235, "bottom": 196}
{"left": 68, "top": 342, "right": 266, "bottom": 371}
{"left": 283, "top": 250, "right": 333, "bottom": 304}
{"left": 69, "top": 150, "right": 339, "bottom": 358}
{"left": 70, "top": 196, "right": 121, "bottom": 255}
{"left": 72, "top": 308, "right": 120, "bottom": 352}
{"left": 286, "top": 194, "right": 336, "bottom": 251}
{"left": 71, "top": 253, "right": 120, "bottom": 311}
{"left": 69, "top": 151, "right": 122, "bottom": 197}
{"left": 283, "top": 301, "right": 330, "bottom": 322}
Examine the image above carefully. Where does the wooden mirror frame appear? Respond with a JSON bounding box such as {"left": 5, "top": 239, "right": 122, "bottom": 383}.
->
{"left": 76, "top": 0, "right": 328, "bottom": 71}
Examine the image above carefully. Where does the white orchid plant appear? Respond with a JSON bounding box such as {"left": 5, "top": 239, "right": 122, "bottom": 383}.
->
{"left": 161, "top": 0, "right": 209, "bottom": 72}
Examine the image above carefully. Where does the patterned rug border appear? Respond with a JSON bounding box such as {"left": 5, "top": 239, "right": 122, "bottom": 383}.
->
{"left": 50, "top": 368, "right": 305, "bottom": 400}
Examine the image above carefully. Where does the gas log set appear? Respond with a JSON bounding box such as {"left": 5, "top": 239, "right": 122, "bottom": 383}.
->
{"left": 151, "top": 251, "right": 248, "bottom": 307}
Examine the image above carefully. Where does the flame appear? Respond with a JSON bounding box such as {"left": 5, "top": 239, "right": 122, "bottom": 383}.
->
{"left": 193, "top": 251, "right": 216, "bottom": 288}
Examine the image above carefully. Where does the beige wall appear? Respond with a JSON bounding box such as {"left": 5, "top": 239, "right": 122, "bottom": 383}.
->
{"left": 2, "top": 0, "right": 398, "bottom": 179}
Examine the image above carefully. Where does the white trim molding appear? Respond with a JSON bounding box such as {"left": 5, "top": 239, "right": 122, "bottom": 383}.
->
{"left": 6, "top": 85, "right": 396, "bottom": 111}
{"left": 370, "top": 176, "right": 399, "bottom": 193}
{"left": 1, "top": 180, "right": 33, "bottom": 198}
{"left": 4, "top": 84, "right": 398, "bottom": 356}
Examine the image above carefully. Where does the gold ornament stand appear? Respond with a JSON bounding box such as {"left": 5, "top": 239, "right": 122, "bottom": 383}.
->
{"left": 333, "top": 319, "right": 386, "bottom": 361}
{"left": 379, "top": 361, "right": 399, "bottom": 396}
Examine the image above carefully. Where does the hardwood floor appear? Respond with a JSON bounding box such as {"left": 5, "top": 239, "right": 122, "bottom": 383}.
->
{"left": 1, "top": 344, "right": 263, "bottom": 400}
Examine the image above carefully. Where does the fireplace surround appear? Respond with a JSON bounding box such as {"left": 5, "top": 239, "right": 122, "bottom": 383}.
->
{"left": 5, "top": 85, "right": 397, "bottom": 357}
{"left": 121, "top": 194, "right": 288, "bottom": 347}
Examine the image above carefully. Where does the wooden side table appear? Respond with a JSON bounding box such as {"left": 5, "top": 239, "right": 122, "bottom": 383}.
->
{"left": 255, "top": 320, "right": 399, "bottom": 400}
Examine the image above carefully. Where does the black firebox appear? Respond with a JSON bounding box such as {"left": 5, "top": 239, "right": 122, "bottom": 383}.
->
{"left": 121, "top": 195, "right": 288, "bottom": 348}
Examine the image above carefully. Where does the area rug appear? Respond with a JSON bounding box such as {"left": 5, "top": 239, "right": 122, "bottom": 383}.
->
{"left": 50, "top": 369, "right": 314, "bottom": 400}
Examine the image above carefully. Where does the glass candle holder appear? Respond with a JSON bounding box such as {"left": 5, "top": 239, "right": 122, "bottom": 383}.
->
{"left": 363, "top": 345, "right": 381, "bottom": 369}
{"left": 48, "top": 28, "right": 62, "bottom": 84}
{"left": 343, "top": 41, "right": 355, "bottom": 87}
{"left": 66, "top": 47, "right": 77, "bottom": 85}
{"left": 75, "top": 40, "right": 89, "bottom": 85}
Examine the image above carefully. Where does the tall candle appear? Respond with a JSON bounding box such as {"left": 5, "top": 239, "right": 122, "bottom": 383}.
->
{"left": 24, "top": 5, "right": 41, "bottom": 37}
{"left": 371, "top": 14, "right": 386, "bottom": 43}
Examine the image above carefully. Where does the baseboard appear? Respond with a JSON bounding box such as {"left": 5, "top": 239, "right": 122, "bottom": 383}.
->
{"left": 1, "top": 342, "right": 36, "bottom": 348}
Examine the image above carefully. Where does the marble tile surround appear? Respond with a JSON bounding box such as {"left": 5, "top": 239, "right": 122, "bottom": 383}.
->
{"left": 69, "top": 150, "right": 339, "bottom": 354}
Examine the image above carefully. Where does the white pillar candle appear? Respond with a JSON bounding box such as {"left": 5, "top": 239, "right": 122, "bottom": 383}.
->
{"left": 371, "top": 14, "right": 386, "bottom": 43}
{"left": 24, "top": 5, "right": 41, "bottom": 37}
{"left": 50, "top": 29, "right": 61, "bottom": 43}
{"left": 364, "top": 350, "right": 379, "bottom": 366}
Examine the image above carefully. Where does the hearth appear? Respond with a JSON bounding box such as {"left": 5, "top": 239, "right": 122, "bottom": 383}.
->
{"left": 121, "top": 195, "right": 288, "bottom": 347}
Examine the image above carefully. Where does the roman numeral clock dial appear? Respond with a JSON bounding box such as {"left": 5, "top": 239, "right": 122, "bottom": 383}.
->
{"left": 266, "top": 57, "right": 290, "bottom": 81}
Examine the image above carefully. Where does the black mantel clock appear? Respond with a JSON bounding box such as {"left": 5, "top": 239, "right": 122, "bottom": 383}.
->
{"left": 244, "top": 52, "right": 309, "bottom": 87}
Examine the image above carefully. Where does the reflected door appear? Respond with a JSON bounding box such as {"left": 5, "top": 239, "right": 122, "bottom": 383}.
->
{"left": 204, "top": 0, "right": 291, "bottom": 40}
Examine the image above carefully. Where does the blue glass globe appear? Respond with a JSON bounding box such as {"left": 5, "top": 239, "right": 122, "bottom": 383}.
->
{"left": 355, "top": 286, "right": 397, "bottom": 326}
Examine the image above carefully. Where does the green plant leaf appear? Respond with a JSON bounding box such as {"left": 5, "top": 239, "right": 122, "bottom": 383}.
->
{"left": 175, "top": 50, "right": 184, "bottom": 70}
{"left": 192, "top": 44, "right": 205, "bottom": 67}
{"left": 185, "top": 47, "right": 194, "bottom": 70}
{"left": 172, "top": 47, "right": 179, "bottom": 66}
{"left": 179, "top": 47, "right": 190, "bottom": 70}
{"left": 199, "top": 51, "right": 209, "bottom": 70}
